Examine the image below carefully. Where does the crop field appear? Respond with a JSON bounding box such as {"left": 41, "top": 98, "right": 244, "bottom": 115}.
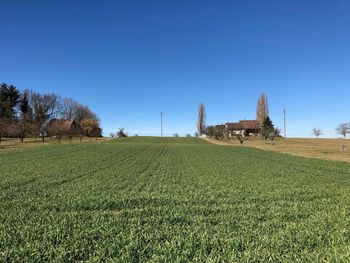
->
{"left": 1, "top": 137, "right": 350, "bottom": 262}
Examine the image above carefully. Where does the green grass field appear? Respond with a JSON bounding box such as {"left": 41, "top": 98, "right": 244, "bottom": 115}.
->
{"left": 1, "top": 137, "right": 350, "bottom": 262}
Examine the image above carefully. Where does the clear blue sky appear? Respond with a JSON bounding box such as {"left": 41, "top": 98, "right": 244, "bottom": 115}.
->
{"left": 1, "top": 0, "right": 350, "bottom": 137}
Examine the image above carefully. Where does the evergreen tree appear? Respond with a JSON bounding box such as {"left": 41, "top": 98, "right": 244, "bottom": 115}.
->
{"left": 0, "top": 83, "right": 20, "bottom": 143}
{"left": 18, "top": 91, "right": 33, "bottom": 142}
{"left": 261, "top": 116, "right": 274, "bottom": 140}
{"left": 0, "top": 83, "right": 20, "bottom": 119}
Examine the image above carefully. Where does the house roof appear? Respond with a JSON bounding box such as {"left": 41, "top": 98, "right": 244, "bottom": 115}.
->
{"left": 48, "top": 119, "right": 76, "bottom": 131}
{"left": 225, "top": 122, "right": 241, "bottom": 129}
{"left": 239, "top": 120, "right": 260, "bottom": 129}
{"left": 225, "top": 120, "right": 260, "bottom": 130}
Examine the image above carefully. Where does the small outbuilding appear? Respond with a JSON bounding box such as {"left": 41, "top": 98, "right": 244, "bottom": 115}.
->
{"left": 47, "top": 119, "right": 80, "bottom": 138}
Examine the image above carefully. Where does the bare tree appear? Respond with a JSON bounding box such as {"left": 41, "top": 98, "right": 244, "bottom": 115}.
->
{"left": 335, "top": 123, "right": 350, "bottom": 138}
{"left": 4, "top": 121, "right": 21, "bottom": 140}
{"left": 271, "top": 128, "right": 281, "bottom": 140}
{"left": 256, "top": 93, "right": 269, "bottom": 127}
{"left": 31, "top": 92, "right": 60, "bottom": 143}
{"left": 312, "top": 128, "right": 322, "bottom": 138}
{"left": 197, "top": 102, "right": 206, "bottom": 135}
{"left": 61, "top": 98, "right": 79, "bottom": 120}
{"left": 75, "top": 105, "right": 98, "bottom": 123}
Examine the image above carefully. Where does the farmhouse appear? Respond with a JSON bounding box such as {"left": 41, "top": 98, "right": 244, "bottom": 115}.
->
{"left": 225, "top": 120, "right": 260, "bottom": 136}
{"left": 47, "top": 119, "right": 80, "bottom": 137}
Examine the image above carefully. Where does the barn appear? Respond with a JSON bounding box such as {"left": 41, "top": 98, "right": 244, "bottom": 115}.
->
{"left": 47, "top": 119, "right": 80, "bottom": 138}
{"left": 225, "top": 120, "right": 260, "bottom": 137}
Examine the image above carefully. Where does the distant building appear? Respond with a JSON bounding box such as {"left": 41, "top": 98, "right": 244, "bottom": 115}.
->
{"left": 225, "top": 120, "right": 260, "bottom": 136}
{"left": 47, "top": 119, "right": 80, "bottom": 138}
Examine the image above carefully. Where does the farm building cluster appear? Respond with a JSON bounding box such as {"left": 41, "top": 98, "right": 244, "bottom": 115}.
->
{"left": 206, "top": 120, "right": 261, "bottom": 138}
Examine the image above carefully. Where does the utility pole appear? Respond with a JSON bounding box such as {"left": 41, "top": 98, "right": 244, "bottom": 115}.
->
{"left": 160, "top": 112, "right": 163, "bottom": 138}
{"left": 283, "top": 108, "right": 286, "bottom": 139}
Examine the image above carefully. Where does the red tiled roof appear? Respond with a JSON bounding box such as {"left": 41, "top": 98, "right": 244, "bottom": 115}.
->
{"left": 225, "top": 122, "right": 241, "bottom": 129}
{"left": 225, "top": 120, "right": 260, "bottom": 130}
{"left": 239, "top": 120, "right": 260, "bottom": 129}
{"left": 48, "top": 119, "right": 76, "bottom": 132}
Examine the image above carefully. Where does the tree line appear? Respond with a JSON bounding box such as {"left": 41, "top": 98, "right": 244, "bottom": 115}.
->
{"left": 0, "top": 83, "right": 102, "bottom": 143}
